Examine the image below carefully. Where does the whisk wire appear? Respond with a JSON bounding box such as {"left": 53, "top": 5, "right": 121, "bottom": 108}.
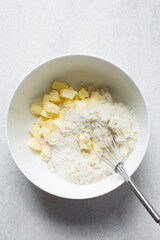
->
{"left": 86, "top": 137, "right": 115, "bottom": 169}
{"left": 98, "top": 124, "right": 121, "bottom": 164}
{"left": 93, "top": 129, "right": 117, "bottom": 165}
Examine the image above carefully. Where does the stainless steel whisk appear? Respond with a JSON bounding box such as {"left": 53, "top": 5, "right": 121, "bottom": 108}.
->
{"left": 87, "top": 124, "right": 160, "bottom": 224}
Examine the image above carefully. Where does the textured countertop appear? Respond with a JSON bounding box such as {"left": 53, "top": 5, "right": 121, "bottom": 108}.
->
{"left": 0, "top": 0, "right": 160, "bottom": 239}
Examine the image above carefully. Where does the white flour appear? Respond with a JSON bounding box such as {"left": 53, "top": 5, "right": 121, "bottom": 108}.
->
{"left": 41, "top": 87, "right": 139, "bottom": 184}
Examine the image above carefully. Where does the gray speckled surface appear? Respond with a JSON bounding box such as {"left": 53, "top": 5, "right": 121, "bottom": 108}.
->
{"left": 0, "top": 0, "right": 160, "bottom": 239}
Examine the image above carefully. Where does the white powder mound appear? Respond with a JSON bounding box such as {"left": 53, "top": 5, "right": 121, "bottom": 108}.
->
{"left": 41, "top": 88, "right": 139, "bottom": 185}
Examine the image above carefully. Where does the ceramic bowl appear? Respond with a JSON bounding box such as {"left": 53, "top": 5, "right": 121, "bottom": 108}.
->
{"left": 6, "top": 55, "right": 150, "bottom": 199}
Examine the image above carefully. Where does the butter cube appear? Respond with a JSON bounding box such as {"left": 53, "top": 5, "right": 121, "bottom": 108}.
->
{"left": 52, "top": 118, "right": 64, "bottom": 128}
{"left": 52, "top": 80, "right": 68, "bottom": 91}
{"left": 79, "top": 133, "right": 91, "bottom": 150}
{"left": 30, "top": 104, "right": 42, "bottom": 115}
{"left": 42, "top": 94, "right": 50, "bottom": 107}
{"left": 27, "top": 137, "right": 41, "bottom": 152}
{"left": 49, "top": 90, "right": 60, "bottom": 103}
{"left": 28, "top": 124, "right": 42, "bottom": 138}
{"left": 34, "top": 116, "right": 46, "bottom": 127}
{"left": 41, "top": 109, "right": 51, "bottom": 118}
{"left": 91, "top": 92, "right": 101, "bottom": 100}
{"left": 45, "top": 102, "right": 60, "bottom": 114}
{"left": 45, "top": 119, "right": 60, "bottom": 130}
{"left": 63, "top": 100, "right": 74, "bottom": 108}
{"left": 75, "top": 100, "right": 87, "bottom": 110}
{"left": 41, "top": 109, "right": 57, "bottom": 119}
{"left": 41, "top": 125, "right": 53, "bottom": 136}
{"left": 41, "top": 120, "right": 60, "bottom": 135}
{"left": 60, "top": 89, "right": 77, "bottom": 99}
{"left": 45, "top": 119, "right": 53, "bottom": 127}
{"left": 78, "top": 88, "right": 89, "bottom": 100}
{"left": 88, "top": 92, "right": 101, "bottom": 107}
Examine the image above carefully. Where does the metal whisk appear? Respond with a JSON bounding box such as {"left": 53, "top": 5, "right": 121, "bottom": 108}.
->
{"left": 87, "top": 124, "right": 160, "bottom": 224}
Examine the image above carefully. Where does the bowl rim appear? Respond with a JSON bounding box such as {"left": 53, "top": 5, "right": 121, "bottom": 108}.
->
{"left": 6, "top": 53, "right": 150, "bottom": 199}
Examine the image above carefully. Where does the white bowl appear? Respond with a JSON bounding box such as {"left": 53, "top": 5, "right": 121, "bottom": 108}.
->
{"left": 6, "top": 55, "right": 150, "bottom": 199}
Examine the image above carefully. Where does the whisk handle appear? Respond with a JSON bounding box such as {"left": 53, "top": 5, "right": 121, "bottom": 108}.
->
{"left": 127, "top": 179, "right": 160, "bottom": 224}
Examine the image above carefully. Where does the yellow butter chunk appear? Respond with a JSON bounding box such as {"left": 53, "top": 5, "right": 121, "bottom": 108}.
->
{"left": 42, "top": 94, "right": 50, "bottom": 107}
{"left": 40, "top": 109, "right": 57, "bottom": 119}
{"left": 91, "top": 92, "right": 101, "bottom": 100}
{"left": 28, "top": 125, "right": 42, "bottom": 138}
{"left": 44, "top": 119, "right": 59, "bottom": 130}
{"left": 27, "top": 138, "right": 41, "bottom": 152}
{"left": 34, "top": 116, "right": 47, "bottom": 127}
{"left": 88, "top": 92, "right": 101, "bottom": 107}
{"left": 41, "top": 109, "right": 51, "bottom": 118}
{"left": 44, "top": 119, "right": 54, "bottom": 127}
{"left": 49, "top": 90, "right": 60, "bottom": 103}
{"left": 52, "top": 118, "right": 64, "bottom": 128}
{"left": 63, "top": 99, "right": 75, "bottom": 108}
{"left": 75, "top": 100, "right": 87, "bottom": 110}
{"left": 60, "top": 89, "right": 77, "bottom": 99}
{"left": 52, "top": 80, "right": 68, "bottom": 91}
{"left": 41, "top": 120, "right": 60, "bottom": 136}
{"left": 30, "top": 104, "right": 42, "bottom": 115}
{"left": 78, "top": 88, "right": 89, "bottom": 100}
{"left": 79, "top": 133, "right": 91, "bottom": 150}
{"left": 41, "top": 125, "right": 54, "bottom": 135}
{"left": 45, "top": 102, "right": 60, "bottom": 114}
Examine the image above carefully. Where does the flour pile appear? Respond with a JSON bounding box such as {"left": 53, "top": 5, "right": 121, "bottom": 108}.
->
{"left": 40, "top": 87, "right": 138, "bottom": 184}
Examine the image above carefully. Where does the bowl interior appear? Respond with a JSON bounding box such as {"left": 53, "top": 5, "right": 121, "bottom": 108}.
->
{"left": 7, "top": 55, "right": 149, "bottom": 199}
